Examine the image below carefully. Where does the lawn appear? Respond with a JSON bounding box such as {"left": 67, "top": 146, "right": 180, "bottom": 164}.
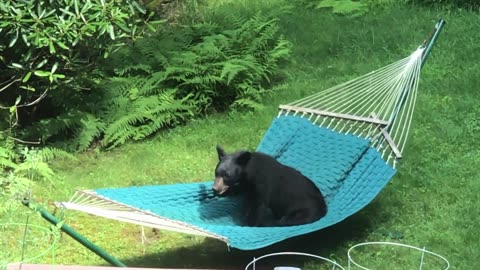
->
{"left": 3, "top": 1, "right": 480, "bottom": 269}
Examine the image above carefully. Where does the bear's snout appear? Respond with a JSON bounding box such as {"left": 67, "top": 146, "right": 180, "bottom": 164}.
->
{"left": 213, "top": 176, "right": 229, "bottom": 195}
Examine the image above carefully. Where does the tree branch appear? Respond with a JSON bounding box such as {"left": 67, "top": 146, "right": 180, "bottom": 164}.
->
{"left": 17, "top": 88, "right": 49, "bottom": 108}
{"left": 8, "top": 136, "right": 41, "bottom": 145}
{"left": 0, "top": 76, "right": 21, "bottom": 93}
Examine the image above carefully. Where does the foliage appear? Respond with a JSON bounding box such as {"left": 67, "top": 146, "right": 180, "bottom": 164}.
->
{"left": 3, "top": 1, "right": 480, "bottom": 269}
{"left": 0, "top": 139, "right": 75, "bottom": 218}
{"left": 410, "top": 0, "right": 480, "bottom": 9}
{"left": 1, "top": 101, "right": 76, "bottom": 218}
{"left": 0, "top": 0, "right": 163, "bottom": 126}
{"left": 22, "top": 13, "right": 292, "bottom": 151}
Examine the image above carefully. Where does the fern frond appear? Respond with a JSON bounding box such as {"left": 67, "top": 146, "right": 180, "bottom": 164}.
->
{"left": 38, "top": 147, "right": 78, "bottom": 162}
{"left": 136, "top": 71, "right": 167, "bottom": 96}
{"left": 0, "top": 146, "right": 17, "bottom": 169}
{"left": 102, "top": 108, "right": 153, "bottom": 148}
{"left": 15, "top": 160, "right": 55, "bottom": 181}
{"left": 269, "top": 38, "right": 293, "bottom": 60}
{"left": 216, "top": 57, "right": 262, "bottom": 85}
{"left": 115, "top": 63, "right": 153, "bottom": 76}
{"left": 74, "top": 114, "right": 106, "bottom": 151}
{"left": 219, "top": 61, "right": 249, "bottom": 85}
{"left": 223, "top": 13, "right": 248, "bottom": 29}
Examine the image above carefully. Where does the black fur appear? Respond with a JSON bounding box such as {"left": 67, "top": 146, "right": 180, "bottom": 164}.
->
{"left": 212, "top": 145, "right": 327, "bottom": 227}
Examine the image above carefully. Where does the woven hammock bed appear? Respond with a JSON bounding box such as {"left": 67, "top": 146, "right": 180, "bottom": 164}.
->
{"left": 55, "top": 20, "right": 445, "bottom": 251}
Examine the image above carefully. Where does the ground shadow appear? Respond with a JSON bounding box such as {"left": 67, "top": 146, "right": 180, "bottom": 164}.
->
{"left": 117, "top": 199, "right": 385, "bottom": 269}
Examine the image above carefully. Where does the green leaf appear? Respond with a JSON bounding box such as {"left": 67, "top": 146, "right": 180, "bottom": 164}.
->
{"left": 48, "top": 40, "right": 56, "bottom": 54}
{"left": 150, "top": 19, "right": 166, "bottom": 25}
{"left": 59, "top": 8, "right": 75, "bottom": 17}
{"left": 19, "top": 85, "right": 36, "bottom": 91}
{"left": 131, "top": 1, "right": 146, "bottom": 14}
{"left": 11, "top": 63, "right": 24, "bottom": 69}
{"left": 22, "top": 71, "right": 32, "bottom": 83}
{"left": 34, "top": 70, "right": 51, "bottom": 77}
{"left": 14, "top": 96, "right": 21, "bottom": 106}
{"left": 147, "top": 23, "right": 156, "bottom": 32}
{"left": 56, "top": 41, "right": 69, "bottom": 50}
{"left": 107, "top": 24, "right": 115, "bottom": 40}
{"left": 74, "top": 0, "right": 79, "bottom": 15}
{"left": 51, "top": 62, "right": 58, "bottom": 74}
{"left": 9, "top": 30, "right": 19, "bottom": 47}
{"left": 56, "top": 220, "right": 65, "bottom": 229}
{"left": 37, "top": 4, "right": 46, "bottom": 19}
{"left": 21, "top": 33, "right": 30, "bottom": 46}
{"left": 35, "top": 59, "right": 48, "bottom": 69}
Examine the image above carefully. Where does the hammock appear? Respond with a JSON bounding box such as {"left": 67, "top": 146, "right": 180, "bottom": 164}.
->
{"left": 56, "top": 19, "right": 445, "bottom": 251}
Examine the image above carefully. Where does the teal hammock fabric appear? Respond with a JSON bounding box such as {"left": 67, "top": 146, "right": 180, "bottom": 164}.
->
{"left": 94, "top": 115, "right": 396, "bottom": 250}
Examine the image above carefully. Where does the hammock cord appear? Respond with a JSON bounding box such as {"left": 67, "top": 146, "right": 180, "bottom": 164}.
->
{"left": 283, "top": 47, "right": 425, "bottom": 167}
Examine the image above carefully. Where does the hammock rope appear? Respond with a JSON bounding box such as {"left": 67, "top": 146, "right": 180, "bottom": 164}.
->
{"left": 60, "top": 190, "right": 226, "bottom": 240}
{"left": 53, "top": 19, "right": 445, "bottom": 251}
{"left": 280, "top": 47, "right": 424, "bottom": 168}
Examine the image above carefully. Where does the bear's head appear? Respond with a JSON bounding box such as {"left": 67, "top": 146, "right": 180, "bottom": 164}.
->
{"left": 212, "top": 145, "right": 251, "bottom": 196}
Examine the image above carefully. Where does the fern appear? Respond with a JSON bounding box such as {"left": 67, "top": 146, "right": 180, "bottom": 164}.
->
{"left": 0, "top": 144, "right": 69, "bottom": 216}
{"left": 15, "top": 160, "right": 55, "bottom": 182}
{"left": 18, "top": 12, "right": 293, "bottom": 151}
{"left": 100, "top": 88, "right": 195, "bottom": 149}
{"left": 0, "top": 145, "right": 17, "bottom": 169}
{"left": 74, "top": 115, "right": 107, "bottom": 151}
{"left": 39, "top": 146, "right": 80, "bottom": 161}
{"left": 219, "top": 60, "right": 251, "bottom": 85}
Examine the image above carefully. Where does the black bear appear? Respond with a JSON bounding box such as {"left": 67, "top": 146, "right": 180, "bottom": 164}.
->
{"left": 212, "top": 145, "right": 327, "bottom": 227}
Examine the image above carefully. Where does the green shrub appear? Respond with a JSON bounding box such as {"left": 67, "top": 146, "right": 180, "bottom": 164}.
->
{"left": 22, "top": 13, "right": 292, "bottom": 151}
{"left": 0, "top": 0, "right": 162, "bottom": 125}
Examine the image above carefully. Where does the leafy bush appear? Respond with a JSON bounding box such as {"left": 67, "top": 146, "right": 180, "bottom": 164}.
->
{"left": 0, "top": 0, "right": 162, "bottom": 125}
{"left": 0, "top": 1, "right": 162, "bottom": 202}
{"left": 22, "top": 13, "right": 292, "bottom": 151}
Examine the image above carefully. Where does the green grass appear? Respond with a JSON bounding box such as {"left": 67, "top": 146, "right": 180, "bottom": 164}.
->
{"left": 4, "top": 2, "right": 480, "bottom": 270}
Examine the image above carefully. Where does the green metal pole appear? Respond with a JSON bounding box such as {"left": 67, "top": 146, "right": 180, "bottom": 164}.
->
{"left": 383, "top": 18, "right": 446, "bottom": 134}
{"left": 421, "top": 19, "right": 446, "bottom": 68}
{"left": 22, "top": 199, "right": 127, "bottom": 267}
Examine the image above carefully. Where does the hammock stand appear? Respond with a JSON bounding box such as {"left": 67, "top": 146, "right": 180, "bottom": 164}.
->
{"left": 26, "top": 19, "right": 445, "bottom": 266}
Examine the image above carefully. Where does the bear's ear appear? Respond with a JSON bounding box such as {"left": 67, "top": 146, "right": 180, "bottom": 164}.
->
{"left": 237, "top": 151, "right": 251, "bottom": 166}
{"left": 216, "top": 145, "right": 226, "bottom": 160}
